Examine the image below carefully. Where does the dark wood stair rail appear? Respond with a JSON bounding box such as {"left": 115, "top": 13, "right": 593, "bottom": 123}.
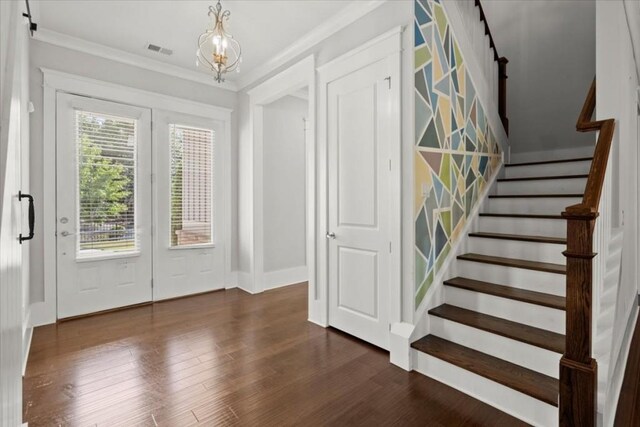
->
{"left": 475, "top": 0, "right": 509, "bottom": 134}
{"left": 560, "top": 78, "right": 615, "bottom": 426}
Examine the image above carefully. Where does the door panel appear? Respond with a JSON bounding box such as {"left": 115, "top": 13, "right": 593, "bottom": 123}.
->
{"left": 328, "top": 58, "right": 391, "bottom": 349}
{"left": 56, "top": 94, "right": 153, "bottom": 318}
{"left": 152, "top": 111, "right": 225, "bottom": 300}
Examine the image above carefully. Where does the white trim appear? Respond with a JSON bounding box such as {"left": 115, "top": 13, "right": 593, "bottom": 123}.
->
{"left": 264, "top": 266, "right": 309, "bottom": 290}
{"left": 316, "top": 29, "right": 404, "bottom": 329}
{"left": 22, "top": 309, "right": 32, "bottom": 376}
{"left": 317, "top": 26, "right": 404, "bottom": 76}
{"left": 226, "top": 270, "right": 238, "bottom": 289}
{"left": 243, "top": 55, "right": 316, "bottom": 305}
{"left": 603, "top": 301, "right": 639, "bottom": 425}
{"left": 236, "top": 0, "right": 387, "bottom": 90}
{"left": 37, "top": 69, "right": 233, "bottom": 326}
{"left": 33, "top": 29, "right": 238, "bottom": 91}
{"left": 390, "top": 322, "right": 415, "bottom": 371}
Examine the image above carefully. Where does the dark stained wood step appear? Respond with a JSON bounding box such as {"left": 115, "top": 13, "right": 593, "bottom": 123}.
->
{"left": 504, "top": 157, "right": 593, "bottom": 167}
{"left": 489, "top": 194, "right": 583, "bottom": 198}
{"left": 498, "top": 174, "right": 588, "bottom": 182}
{"left": 479, "top": 213, "right": 565, "bottom": 220}
{"left": 457, "top": 253, "right": 566, "bottom": 275}
{"left": 468, "top": 231, "right": 566, "bottom": 245}
{"left": 411, "top": 335, "right": 559, "bottom": 406}
{"left": 428, "top": 304, "right": 565, "bottom": 354}
{"left": 444, "top": 277, "right": 566, "bottom": 310}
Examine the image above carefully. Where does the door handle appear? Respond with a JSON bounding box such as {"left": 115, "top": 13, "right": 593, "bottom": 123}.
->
{"left": 18, "top": 191, "right": 34, "bottom": 244}
{"left": 326, "top": 232, "right": 336, "bottom": 239}
{"left": 60, "top": 231, "right": 72, "bottom": 237}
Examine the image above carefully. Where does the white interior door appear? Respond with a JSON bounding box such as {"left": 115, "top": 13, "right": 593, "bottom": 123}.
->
{"left": 56, "top": 94, "right": 153, "bottom": 319}
{"left": 327, "top": 58, "right": 392, "bottom": 349}
{"left": 152, "top": 110, "right": 225, "bottom": 300}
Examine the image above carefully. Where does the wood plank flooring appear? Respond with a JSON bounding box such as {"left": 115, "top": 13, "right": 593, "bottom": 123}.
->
{"left": 614, "top": 305, "right": 640, "bottom": 426}
{"left": 23, "top": 283, "right": 526, "bottom": 426}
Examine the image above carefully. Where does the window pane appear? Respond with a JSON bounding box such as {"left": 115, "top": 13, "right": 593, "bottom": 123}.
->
{"left": 170, "top": 124, "right": 214, "bottom": 247}
{"left": 76, "top": 110, "right": 137, "bottom": 255}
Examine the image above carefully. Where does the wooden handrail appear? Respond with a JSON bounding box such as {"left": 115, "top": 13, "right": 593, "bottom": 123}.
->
{"left": 559, "top": 78, "right": 615, "bottom": 426}
{"left": 475, "top": 0, "right": 509, "bottom": 135}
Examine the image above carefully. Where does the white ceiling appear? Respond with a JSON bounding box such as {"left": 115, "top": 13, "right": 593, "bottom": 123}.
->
{"left": 32, "top": 0, "right": 356, "bottom": 84}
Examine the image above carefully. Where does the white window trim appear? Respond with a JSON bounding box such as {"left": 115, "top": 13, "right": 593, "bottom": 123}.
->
{"left": 33, "top": 68, "right": 233, "bottom": 327}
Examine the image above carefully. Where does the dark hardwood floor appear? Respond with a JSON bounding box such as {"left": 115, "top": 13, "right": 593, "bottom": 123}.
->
{"left": 23, "top": 283, "right": 526, "bottom": 426}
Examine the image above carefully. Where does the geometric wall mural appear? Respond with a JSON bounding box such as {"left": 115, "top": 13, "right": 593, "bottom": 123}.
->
{"left": 414, "top": 0, "right": 501, "bottom": 308}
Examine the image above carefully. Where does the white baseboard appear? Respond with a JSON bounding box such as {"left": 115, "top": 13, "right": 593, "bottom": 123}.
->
{"left": 29, "top": 300, "right": 56, "bottom": 327}
{"left": 264, "top": 266, "right": 308, "bottom": 290}
{"left": 226, "top": 271, "right": 238, "bottom": 289}
{"left": 236, "top": 271, "right": 256, "bottom": 294}
{"left": 390, "top": 322, "right": 415, "bottom": 371}
{"left": 602, "top": 302, "right": 639, "bottom": 426}
{"left": 22, "top": 308, "right": 33, "bottom": 376}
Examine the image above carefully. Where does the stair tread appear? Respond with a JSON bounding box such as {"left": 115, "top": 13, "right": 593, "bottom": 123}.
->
{"left": 489, "top": 193, "right": 583, "bottom": 198}
{"left": 444, "top": 276, "right": 566, "bottom": 310}
{"left": 498, "top": 174, "right": 589, "bottom": 182}
{"left": 469, "top": 231, "right": 566, "bottom": 245}
{"left": 411, "top": 335, "right": 559, "bottom": 406}
{"left": 505, "top": 157, "right": 593, "bottom": 167}
{"left": 479, "top": 213, "right": 565, "bottom": 220}
{"left": 457, "top": 253, "right": 566, "bottom": 275}
{"left": 429, "top": 304, "right": 565, "bottom": 353}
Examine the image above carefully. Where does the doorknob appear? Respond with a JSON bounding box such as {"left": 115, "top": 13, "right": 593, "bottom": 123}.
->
{"left": 60, "top": 231, "right": 72, "bottom": 237}
{"left": 326, "top": 232, "right": 336, "bottom": 239}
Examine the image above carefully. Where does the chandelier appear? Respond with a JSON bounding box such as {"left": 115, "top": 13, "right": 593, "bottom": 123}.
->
{"left": 196, "top": 0, "right": 242, "bottom": 83}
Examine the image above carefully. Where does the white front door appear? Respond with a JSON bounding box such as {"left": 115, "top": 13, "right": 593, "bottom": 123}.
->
{"left": 327, "top": 58, "right": 392, "bottom": 349}
{"left": 56, "top": 94, "right": 153, "bottom": 319}
{"left": 152, "top": 111, "right": 226, "bottom": 300}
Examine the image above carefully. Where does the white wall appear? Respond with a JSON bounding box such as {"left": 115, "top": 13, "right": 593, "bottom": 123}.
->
{"left": 28, "top": 40, "right": 238, "bottom": 308}
{"left": 482, "top": 0, "right": 596, "bottom": 156}
{"left": 262, "top": 95, "right": 307, "bottom": 275}
{"left": 596, "top": 1, "right": 640, "bottom": 424}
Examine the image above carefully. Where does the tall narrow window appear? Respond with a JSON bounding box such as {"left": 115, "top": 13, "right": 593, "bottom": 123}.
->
{"left": 169, "top": 124, "right": 214, "bottom": 247}
{"left": 75, "top": 110, "right": 137, "bottom": 254}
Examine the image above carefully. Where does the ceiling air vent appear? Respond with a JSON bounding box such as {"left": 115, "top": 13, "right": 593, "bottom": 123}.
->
{"left": 146, "top": 43, "right": 173, "bottom": 56}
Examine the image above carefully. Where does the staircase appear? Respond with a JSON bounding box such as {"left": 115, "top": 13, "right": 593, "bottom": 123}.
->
{"left": 411, "top": 157, "right": 593, "bottom": 426}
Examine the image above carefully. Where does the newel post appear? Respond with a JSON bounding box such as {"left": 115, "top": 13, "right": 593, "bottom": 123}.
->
{"left": 498, "top": 57, "right": 509, "bottom": 135}
{"left": 559, "top": 208, "right": 598, "bottom": 427}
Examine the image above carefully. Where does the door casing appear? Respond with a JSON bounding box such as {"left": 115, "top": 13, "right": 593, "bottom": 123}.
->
{"left": 316, "top": 28, "right": 403, "bottom": 329}
{"left": 36, "top": 69, "right": 233, "bottom": 326}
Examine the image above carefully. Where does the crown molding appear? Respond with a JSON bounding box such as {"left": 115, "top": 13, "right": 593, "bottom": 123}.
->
{"left": 235, "top": 0, "right": 388, "bottom": 91}
{"left": 32, "top": 28, "right": 239, "bottom": 92}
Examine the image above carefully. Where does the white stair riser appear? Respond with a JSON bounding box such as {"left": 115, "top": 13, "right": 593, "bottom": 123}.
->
{"left": 444, "top": 287, "right": 565, "bottom": 334}
{"left": 497, "top": 178, "right": 587, "bottom": 195}
{"left": 504, "top": 161, "right": 591, "bottom": 179}
{"left": 413, "top": 351, "right": 558, "bottom": 427}
{"left": 478, "top": 216, "right": 566, "bottom": 238}
{"left": 453, "top": 260, "right": 566, "bottom": 296}
{"left": 468, "top": 236, "right": 566, "bottom": 265}
{"left": 487, "top": 197, "right": 582, "bottom": 215}
{"left": 430, "top": 316, "right": 562, "bottom": 378}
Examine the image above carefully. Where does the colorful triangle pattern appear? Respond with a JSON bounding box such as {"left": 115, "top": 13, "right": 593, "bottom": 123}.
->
{"left": 414, "top": 0, "right": 502, "bottom": 308}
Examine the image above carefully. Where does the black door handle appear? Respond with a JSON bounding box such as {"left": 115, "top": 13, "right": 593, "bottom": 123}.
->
{"left": 18, "top": 191, "right": 34, "bottom": 244}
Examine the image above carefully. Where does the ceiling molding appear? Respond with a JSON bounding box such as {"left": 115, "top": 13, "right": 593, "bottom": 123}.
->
{"left": 235, "top": 0, "right": 388, "bottom": 91}
{"left": 32, "top": 28, "right": 239, "bottom": 92}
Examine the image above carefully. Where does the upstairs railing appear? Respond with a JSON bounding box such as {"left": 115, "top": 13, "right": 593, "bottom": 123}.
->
{"left": 560, "top": 78, "right": 615, "bottom": 426}
{"left": 454, "top": 0, "right": 509, "bottom": 134}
